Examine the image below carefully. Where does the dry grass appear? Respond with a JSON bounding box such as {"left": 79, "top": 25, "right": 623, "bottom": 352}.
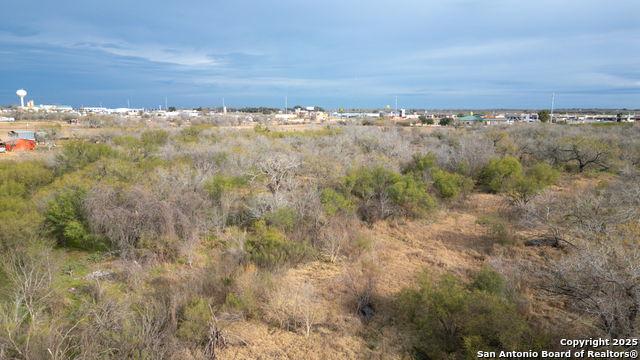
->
{"left": 203, "top": 187, "right": 592, "bottom": 358}
{"left": 196, "top": 192, "right": 530, "bottom": 359}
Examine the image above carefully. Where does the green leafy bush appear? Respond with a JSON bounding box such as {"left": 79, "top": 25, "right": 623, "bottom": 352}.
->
{"left": 479, "top": 157, "right": 522, "bottom": 193}
{"left": 206, "top": 174, "right": 247, "bottom": 201}
{"left": 263, "top": 207, "right": 298, "bottom": 233}
{"left": 469, "top": 265, "right": 505, "bottom": 294}
{"left": 398, "top": 269, "right": 530, "bottom": 358}
{"left": 55, "top": 141, "right": 115, "bottom": 173}
{"left": 176, "top": 296, "right": 211, "bottom": 345}
{"left": 501, "top": 162, "right": 558, "bottom": 206}
{"left": 526, "top": 162, "right": 558, "bottom": 186}
{"left": 431, "top": 168, "right": 474, "bottom": 199}
{"left": 0, "top": 160, "right": 54, "bottom": 250}
{"left": 439, "top": 117, "right": 453, "bottom": 126}
{"left": 45, "top": 189, "right": 106, "bottom": 250}
{"left": 245, "top": 222, "right": 309, "bottom": 269}
{"left": 403, "top": 154, "right": 474, "bottom": 200}
{"left": 320, "top": 188, "right": 354, "bottom": 215}
{"left": 178, "top": 123, "right": 216, "bottom": 142}
{"left": 343, "top": 166, "right": 436, "bottom": 220}
{"left": 402, "top": 153, "right": 437, "bottom": 179}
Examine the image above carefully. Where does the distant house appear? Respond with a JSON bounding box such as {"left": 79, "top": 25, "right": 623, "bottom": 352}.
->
{"left": 457, "top": 115, "right": 512, "bottom": 125}
{"left": 458, "top": 115, "right": 485, "bottom": 125}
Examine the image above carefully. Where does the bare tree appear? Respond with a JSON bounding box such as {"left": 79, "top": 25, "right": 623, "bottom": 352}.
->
{"left": 298, "top": 283, "right": 324, "bottom": 337}
{"left": 554, "top": 135, "right": 621, "bottom": 172}
{"left": 318, "top": 216, "right": 350, "bottom": 263}
{"left": 266, "top": 277, "right": 325, "bottom": 336}
{"left": 2, "top": 248, "right": 60, "bottom": 323}
{"left": 536, "top": 239, "right": 640, "bottom": 340}
{"left": 36, "top": 124, "right": 62, "bottom": 151}
{"left": 341, "top": 257, "right": 379, "bottom": 323}
{"left": 204, "top": 307, "right": 247, "bottom": 359}
{"left": 249, "top": 154, "right": 301, "bottom": 196}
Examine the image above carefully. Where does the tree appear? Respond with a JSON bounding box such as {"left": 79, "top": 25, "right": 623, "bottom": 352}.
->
{"left": 479, "top": 157, "right": 522, "bottom": 193}
{"left": 534, "top": 231, "right": 640, "bottom": 339}
{"left": 418, "top": 115, "right": 434, "bottom": 125}
{"left": 538, "top": 110, "right": 550, "bottom": 123}
{"left": 439, "top": 117, "right": 453, "bottom": 126}
{"left": 398, "top": 269, "right": 529, "bottom": 357}
{"left": 555, "top": 135, "right": 620, "bottom": 172}
{"left": 36, "top": 124, "right": 62, "bottom": 150}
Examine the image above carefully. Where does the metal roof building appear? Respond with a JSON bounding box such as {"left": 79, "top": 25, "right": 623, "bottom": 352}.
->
{"left": 8, "top": 131, "right": 36, "bottom": 141}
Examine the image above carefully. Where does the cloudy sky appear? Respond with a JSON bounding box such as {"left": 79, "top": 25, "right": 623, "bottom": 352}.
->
{"left": 1, "top": 0, "right": 638, "bottom": 110}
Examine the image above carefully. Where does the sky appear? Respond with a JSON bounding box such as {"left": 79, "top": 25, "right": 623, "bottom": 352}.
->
{"left": 1, "top": 0, "right": 639, "bottom": 110}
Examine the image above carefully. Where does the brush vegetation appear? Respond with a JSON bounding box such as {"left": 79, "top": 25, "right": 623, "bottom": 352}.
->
{"left": 1, "top": 118, "right": 640, "bottom": 359}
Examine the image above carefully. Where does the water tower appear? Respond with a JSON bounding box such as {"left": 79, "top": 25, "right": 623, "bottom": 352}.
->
{"left": 16, "top": 89, "right": 27, "bottom": 107}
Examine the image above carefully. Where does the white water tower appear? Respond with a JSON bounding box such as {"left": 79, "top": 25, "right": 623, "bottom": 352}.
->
{"left": 16, "top": 89, "right": 27, "bottom": 107}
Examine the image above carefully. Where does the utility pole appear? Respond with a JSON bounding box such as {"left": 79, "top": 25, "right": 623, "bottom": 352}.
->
{"left": 285, "top": 97, "right": 287, "bottom": 114}
{"left": 165, "top": 97, "right": 168, "bottom": 111}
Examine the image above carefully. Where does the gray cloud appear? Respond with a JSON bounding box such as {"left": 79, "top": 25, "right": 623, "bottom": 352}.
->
{"left": 0, "top": 0, "right": 638, "bottom": 109}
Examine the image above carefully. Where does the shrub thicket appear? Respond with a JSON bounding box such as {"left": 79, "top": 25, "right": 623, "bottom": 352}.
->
{"left": 398, "top": 268, "right": 533, "bottom": 359}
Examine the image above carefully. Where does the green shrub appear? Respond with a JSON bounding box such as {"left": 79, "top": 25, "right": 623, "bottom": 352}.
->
{"left": 263, "top": 207, "right": 298, "bottom": 233}
{"left": 253, "top": 124, "right": 270, "bottom": 133}
{"left": 343, "top": 166, "right": 436, "bottom": 220}
{"left": 501, "top": 162, "right": 557, "bottom": 206}
{"left": 205, "top": 174, "right": 248, "bottom": 201}
{"left": 178, "top": 123, "right": 215, "bottom": 142}
{"left": 431, "top": 169, "right": 474, "bottom": 199}
{"left": 403, "top": 155, "right": 474, "bottom": 200}
{"left": 479, "top": 157, "right": 522, "bottom": 193}
{"left": 398, "top": 268, "right": 530, "bottom": 359}
{"left": 223, "top": 292, "right": 245, "bottom": 311}
{"left": 469, "top": 266, "right": 505, "bottom": 294}
{"left": 526, "top": 162, "right": 558, "bottom": 186}
{"left": 141, "top": 129, "right": 169, "bottom": 147}
{"left": 439, "top": 118, "right": 453, "bottom": 126}
{"left": 462, "top": 291, "right": 529, "bottom": 354}
{"left": 55, "top": 141, "right": 115, "bottom": 173}
{"left": 0, "top": 160, "right": 55, "bottom": 197}
{"left": 45, "top": 189, "right": 107, "bottom": 250}
{"left": 0, "top": 161, "right": 54, "bottom": 251}
{"left": 419, "top": 115, "right": 434, "bottom": 125}
{"left": 176, "top": 296, "right": 211, "bottom": 345}
{"left": 245, "top": 222, "right": 309, "bottom": 269}
{"left": 320, "top": 188, "right": 354, "bottom": 215}
{"left": 402, "top": 153, "right": 437, "bottom": 179}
